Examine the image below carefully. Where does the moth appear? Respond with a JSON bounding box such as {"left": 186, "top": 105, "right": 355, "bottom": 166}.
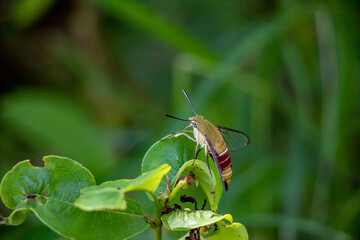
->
{"left": 165, "top": 89, "right": 250, "bottom": 191}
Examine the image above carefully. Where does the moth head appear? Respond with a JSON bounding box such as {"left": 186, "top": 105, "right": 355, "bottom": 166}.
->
{"left": 189, "top": 116, "right": 203, "bottom": 128}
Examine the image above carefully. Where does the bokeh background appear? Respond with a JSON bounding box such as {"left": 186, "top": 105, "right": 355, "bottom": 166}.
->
{"left": 0, "top": 0, "right": 359, "bottom": 239}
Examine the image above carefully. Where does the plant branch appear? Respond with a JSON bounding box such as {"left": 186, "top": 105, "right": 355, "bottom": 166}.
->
{"left": 149, "top": 192, "right": 163, "bottom": 240}
{"left": 153, "top": 219, "right": 162, "bottom": 240}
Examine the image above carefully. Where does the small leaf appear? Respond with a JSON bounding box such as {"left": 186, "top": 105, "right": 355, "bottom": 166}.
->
{"left": 205, "top": 222, "right": 248, "bottom": 240}
{"left": 1, "top": 208, "right": 27, "bottom": 226}
{"left": 0, "top": 156, "right": 149, "bottom": 240}
{"left": 75, "top": 164, "right": 171, "bottom": 211}
{"left": 142, "top": 131, "right": 206, "bottom": 196}
{"left": 161, "top": 210, "right": 233, "bottom": 231}
{"left": 124, "top": 164, "right": 171, "bottom": 193}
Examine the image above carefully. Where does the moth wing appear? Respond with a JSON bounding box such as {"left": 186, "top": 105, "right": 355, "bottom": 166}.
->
{"left": 216, "top": 125, "right": 250, "bottom": 152}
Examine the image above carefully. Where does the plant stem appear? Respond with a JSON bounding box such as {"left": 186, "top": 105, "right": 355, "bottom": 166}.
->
{"left": 149, "top": 192, "right": 163, "bottom": 240}
{"left": 151, "top": 208, "right": 163, "bottom": 240}
{"left": 153, "top": 220, "right": 162, "bottom": 240}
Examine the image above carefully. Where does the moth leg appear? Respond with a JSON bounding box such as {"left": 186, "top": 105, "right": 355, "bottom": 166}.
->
{"left": 204, "top": 139, "right": 213, "bottom": 177}
{"left": 163, "top": 124, "right": 194, "bottom": 141}
{"left": 192, "top": 143, "right": 199, "bottom": 165}
{"left": 194, "top": 143, "right": 202, "bottom": 159}
{"left": 192, "top": 144, "right": 203, "bottom": 166}
{"left": 194, "top": 142, "right": 199, "bottom": 158}
{"left": 173, "top": 132, "right": 196, "bottom": 142}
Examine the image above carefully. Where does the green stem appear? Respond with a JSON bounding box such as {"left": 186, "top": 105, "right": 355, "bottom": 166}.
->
{"left": 149, "top": 192, "right": 161, "bottom": 209}
{"left": 149, "top": 192, "right": 163, "bottom": 240}
{"left": 153, "top": 218, "right": 162, "bottom": 240}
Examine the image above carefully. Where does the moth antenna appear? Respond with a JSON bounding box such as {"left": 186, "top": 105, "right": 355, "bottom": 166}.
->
{"left": 164, "top": 114, "right": 190, "bottom": 121}
{"left": 182, "top": 89, "right": 198, "bottom": 115}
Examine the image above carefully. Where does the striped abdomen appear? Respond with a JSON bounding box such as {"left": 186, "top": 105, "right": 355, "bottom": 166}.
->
{"left": 210, "top": 148, "right": 232, "bottom": 191}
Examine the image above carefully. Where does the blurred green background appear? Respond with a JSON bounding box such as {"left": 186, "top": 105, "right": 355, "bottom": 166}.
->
{"left": 0, "top": 0, "right": 359, "bottom": 239}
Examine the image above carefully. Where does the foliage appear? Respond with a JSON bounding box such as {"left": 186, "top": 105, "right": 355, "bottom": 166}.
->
{"left": 0, "top": 0, "right": 359, "bottom": 239}
{"left": 0, "top": 156, "right": 148, "bottom": 239}
{"left": 0, "top": 134, "right": 248, "bottom": 240}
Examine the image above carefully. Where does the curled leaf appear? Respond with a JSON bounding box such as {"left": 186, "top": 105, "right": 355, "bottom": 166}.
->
{"left": 142, "top": 131, "right": 205, "bottom": 196}
{"left": 172, "top": 160, "right": 218, "bottom": 211}
{"left": 1, "top": 208, "right": 27, "bottom": 226}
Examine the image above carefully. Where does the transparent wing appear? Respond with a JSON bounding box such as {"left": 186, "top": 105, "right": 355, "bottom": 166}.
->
{"left": 216, "top": 126, "right": 250, "bottom": 152}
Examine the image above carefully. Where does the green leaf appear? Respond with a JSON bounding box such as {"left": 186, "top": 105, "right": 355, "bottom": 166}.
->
{"left": 142, "top": 132, "right": 206, "bottom": 196}
{"left": 122, "top": 164, "right": 171, "bottom": 193}
{"left": 171, "top": 160, "right": 218, "bottom": 211}
{"left": 205, "top": 222, "right": 248, "bottom": 240}
{"left": 75, "top": 164, "right": 171, "bottom": 210}
{"left": 161, "top": 210, "right": 232, "bottom": 231}
{"left": 0, "top": 156, "right": 149, "bottom": 239}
